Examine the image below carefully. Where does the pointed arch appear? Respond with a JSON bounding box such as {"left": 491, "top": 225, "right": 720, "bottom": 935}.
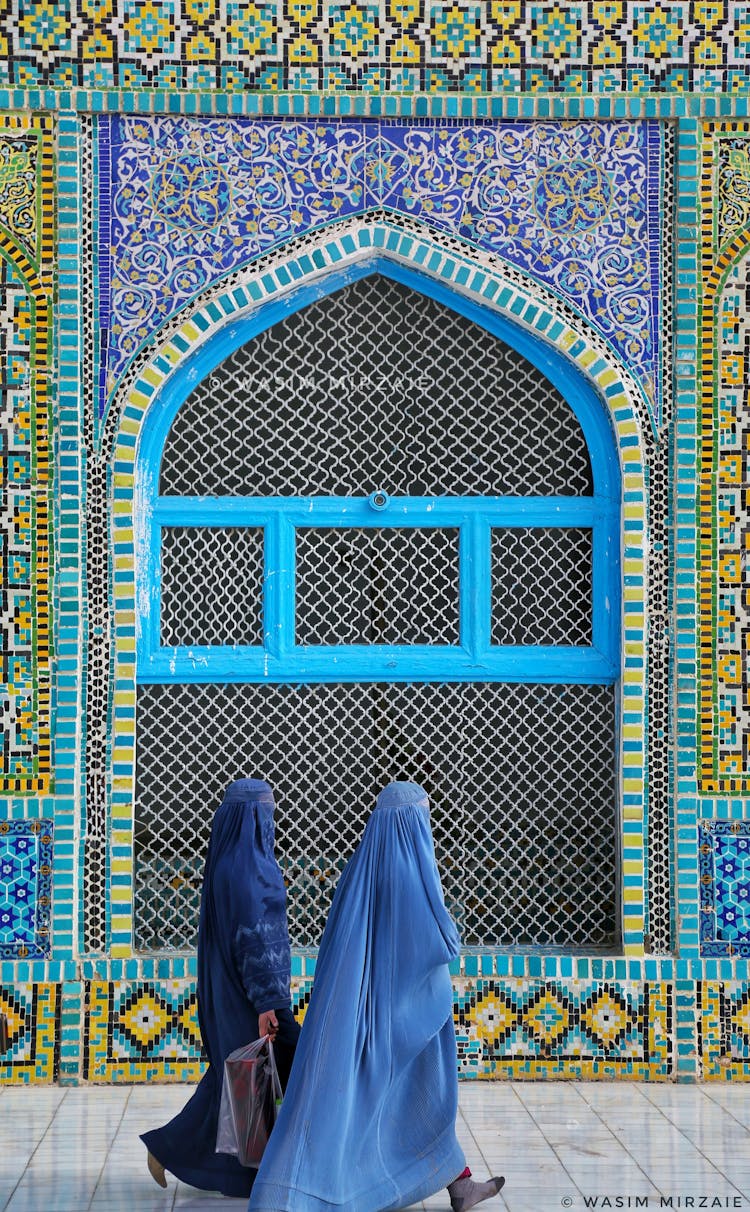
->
{"left": 104, "top": 224, "right": 648, "bottom": 959}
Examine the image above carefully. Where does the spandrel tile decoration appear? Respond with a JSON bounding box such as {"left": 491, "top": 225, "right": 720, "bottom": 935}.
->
{"left": 0, "top": 0, "right": 748, "bottom": 1088}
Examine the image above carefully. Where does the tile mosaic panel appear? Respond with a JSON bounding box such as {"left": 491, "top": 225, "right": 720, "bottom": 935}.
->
{"left": 0, "top": 112, "right": 54, "bottom": 795}
{"left": 699, "top": 820, "right": 750, "bottom": 956}
{"left": 0, "top": 819, "right": 53, "bottom": 959}
{"left": 99, "top": 116, "right": 663, "bottom": 427}
{"left": 700, "top": 980, "right": 750, "bottom": 1079}
{"left": 0, "top": 982, "right": 59, "bottom": 1082}
{"left": 698, "top": 122, "right": 750, "bottom": 793}
{"left": 81, "top": 977, "right": 672, "bottom": 1082}
{"left": 84, "top": 979, "right": 205, "bottom": 1082}
{"left": 454, "top": 979, "right": 672, "bottom": 1079}
{"left": 0, "top": 2, "right": 748, "bottom": 92}
{"left": 84, "top": 977, "right": 313, "bottom": 1080}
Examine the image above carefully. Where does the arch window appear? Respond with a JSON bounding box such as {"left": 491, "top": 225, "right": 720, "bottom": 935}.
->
{"left": 134, "top": 263, "right": 621, "bottom": 953}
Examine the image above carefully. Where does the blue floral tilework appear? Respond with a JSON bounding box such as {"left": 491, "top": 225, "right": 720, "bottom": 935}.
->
{"left": 99, "top": 116, "right": 663, "bottom": 426}
{"left": 0, "top": 820, "right": 53, "bottom": 959}
{"left": 699, "top": 820, "right": 750, "bottom": 957}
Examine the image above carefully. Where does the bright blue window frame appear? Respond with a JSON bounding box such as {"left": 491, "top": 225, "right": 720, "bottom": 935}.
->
{"left": 136, "top": 261, "right": 621, "bottom": 686}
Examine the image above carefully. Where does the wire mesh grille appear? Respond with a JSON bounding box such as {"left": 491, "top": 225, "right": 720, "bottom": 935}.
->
{"left": 159, "top": 275, "right": 592, "bottom": 499}
{"left": 135, "top": 681, "right": 618, "bottom": 952}
{"left": 296, "top": 527, "right": 460, "bottom": 646}
{"left": 160, "top": 527, "right": 264, "bottom": 647}
{"left": 491, "top": 528, "right": 592, "bottom": 646}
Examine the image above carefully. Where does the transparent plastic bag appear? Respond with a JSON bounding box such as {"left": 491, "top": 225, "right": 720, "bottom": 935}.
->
{"left": 216, "top": 1034, "right": 283, "bottom": 1168}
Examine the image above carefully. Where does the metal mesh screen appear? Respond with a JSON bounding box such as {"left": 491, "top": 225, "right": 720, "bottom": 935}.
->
{"left": 159, "top": 275, "right": 592, "bottom": 499}
{"left": 160, "top": 526, "right": 264, "bottom": 647}
{"left": 491, "top": 528, "right": 592, "bottom": 646}
{"left": 296, "top": 528, "right": 460, "bottom": 645}
{"left": 135, "top": 681, "right": 618, "bottom": 952}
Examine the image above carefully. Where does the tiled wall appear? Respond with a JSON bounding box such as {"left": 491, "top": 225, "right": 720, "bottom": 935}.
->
{"left": 2, "top": 1, "right": 750, "bottom": 93}
{"left": 1, "top": 3, "right": 750, "bottom": 1083}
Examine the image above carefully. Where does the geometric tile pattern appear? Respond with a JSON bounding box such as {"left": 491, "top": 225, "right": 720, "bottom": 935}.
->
{"left": 1, "top": 2, "right": 749, "bottom": 93}
{"left": 81, "top": 977, "right": 672, "bottom": 1082}
{"left": 699, "top": 123, "right": 750, "bottom": 792}
{"left": 699, "top": 981, "right": 750, "bottom": 1080}
{"left": 83, "top": 977, "right": 315, "bottom": 1081}
{"left": 100, "top": 116, "right": 663, "bottom": 425}
{"left": 0, "top": 820, "right": 53, "bottom": 959}
{"left": 0, "top": 112, "right": 55, "bottom": 794}
{"left": 454, "top": 979, "right": 672, "bottom": 1079}
{"left": 0, "top": 983, "right": 59, "bottom": 1082}
{"left": 699, "top": 820, "right": 750, "bottom": 957}
{"left": 83, "top": 980, "right": 205, "bottom": 1082}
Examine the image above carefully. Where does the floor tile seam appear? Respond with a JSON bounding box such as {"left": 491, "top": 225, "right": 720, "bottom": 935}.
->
{"left": 2, "top": 1086, "right": 74, "bottom": 1211}
{"left": 632, "top": 1083, "right": 747, "bottom": 1197}
{"left": 85, "top": 1086, "right": 160, "bottom": 1212}
{"left": 566, "top": 1081, "right": 667, "bottom": 1198}
{"left": 700, "top": 1084, "right": 750, "bottom": 1135}
{"left": 507, "top": 1082, "right": 587, "bottom": 1200}
{"left": 459, "top": 1111, "right": 506, "bottom": 1195}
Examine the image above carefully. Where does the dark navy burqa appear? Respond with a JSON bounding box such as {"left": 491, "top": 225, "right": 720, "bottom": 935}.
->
{"left": 141, "top": 778, "right": 299, "bottom": 1198}
{"left": 249, "top": 781, "right": 466, "bottom": 1212}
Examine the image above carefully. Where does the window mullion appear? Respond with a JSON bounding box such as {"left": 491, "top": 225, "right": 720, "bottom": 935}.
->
{"left": 265, "top": 512, "right": 295, "bottom": 659}
{"left": 461, "top": 515, "right": 490, "bottom": 661}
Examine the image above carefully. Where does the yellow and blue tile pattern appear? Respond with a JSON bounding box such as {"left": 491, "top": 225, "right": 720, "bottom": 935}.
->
{"left": 0, "top": 982, "right": 59, "bottom": 1083}
{"left": 699, "top": 123, "right": 750, "bottom": 793}
{"left": 80, "top": 975, "right": 672, "bottom": 1081}
{"left": 2, "top": 1, "right": 750, "bottom": 92}
{"left": 700, "top": 980, "right": 750, "bottom": 1079}
{"left": 0, "top": 112, "right": 54, "bottom": 796}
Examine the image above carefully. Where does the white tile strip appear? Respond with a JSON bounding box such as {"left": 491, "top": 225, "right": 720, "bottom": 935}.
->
{"left": 0, "top": 1083, "right": 749, "bottom": 1212}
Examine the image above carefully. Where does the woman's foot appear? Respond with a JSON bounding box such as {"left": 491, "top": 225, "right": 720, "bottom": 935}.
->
{"left": 147, "top": 1150, "right": 167, "bottom": 1188}
{"left": 447, "top": 1173, "right": 505, "bottom": 1212}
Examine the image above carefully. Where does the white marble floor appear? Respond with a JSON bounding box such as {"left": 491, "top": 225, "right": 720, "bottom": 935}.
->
{"left": 1, "top": 1081, "right": 749, "bottom": 1212}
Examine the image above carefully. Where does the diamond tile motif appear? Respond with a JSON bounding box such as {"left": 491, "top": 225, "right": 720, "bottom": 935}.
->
{"left": 700, "top": 980, "right": 750, "bottom": 1078}
{"left": 0, "top": 983, "right": 59, "bottom": 1082}
{"left": 0, "top": 820, "right": 53, "bottom": 959}
{"left": 81, "top": 977, "right": 672, "bottom": 1082}
{"left": 83, "top": 977, "right": 315, "bottom": 1080}
{"left": 453, "top": 978, "right": 671, "bottom": 1078}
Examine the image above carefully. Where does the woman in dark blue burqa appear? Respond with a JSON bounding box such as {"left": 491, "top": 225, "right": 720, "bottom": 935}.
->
{"left": 141, "top": 778, "right": 300, "bottom": 1197}
{"left": 249, "top": 781, "right": 503, "bottom": 1212}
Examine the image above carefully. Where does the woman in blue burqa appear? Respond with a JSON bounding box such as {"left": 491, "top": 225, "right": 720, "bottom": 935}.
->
{"left": 141, "top": 778, "right": 300, "bottom": 1198}
{"left": 249, "top": 781, "right": 504, "bottom": 1212}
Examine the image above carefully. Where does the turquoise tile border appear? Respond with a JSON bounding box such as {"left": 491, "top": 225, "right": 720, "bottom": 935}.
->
{"left": 0, "top": 91, "right": 747, "bottom": 121}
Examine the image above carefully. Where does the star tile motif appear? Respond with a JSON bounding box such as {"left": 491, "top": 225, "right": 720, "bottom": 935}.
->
{"left": 0, "top": 820, "right": 53, "bottom": 959}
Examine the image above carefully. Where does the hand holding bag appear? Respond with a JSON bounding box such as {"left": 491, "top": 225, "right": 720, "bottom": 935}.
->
{"left": 216, "top": 1034, "right": 283, "bottom": 1168}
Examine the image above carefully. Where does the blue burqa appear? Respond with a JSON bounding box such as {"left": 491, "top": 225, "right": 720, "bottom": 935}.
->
{"left": 249, "top": 781, "right": 466, "bottom": 1212}
{"left": 141, "top": 778, "right": 297, "bottom": 1198}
